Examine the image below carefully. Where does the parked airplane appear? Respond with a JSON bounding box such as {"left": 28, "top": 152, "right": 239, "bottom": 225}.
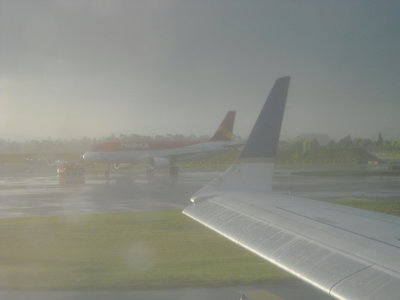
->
{"left": 183, "top": 77, "right": 400, "bottom": 299}
{"left": 82, "top": 111, "right": 241, "bottom": 177}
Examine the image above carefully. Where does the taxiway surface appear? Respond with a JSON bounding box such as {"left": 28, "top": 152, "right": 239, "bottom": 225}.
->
{"left": 1, "top": 165, "right": 398, "bottom": 219}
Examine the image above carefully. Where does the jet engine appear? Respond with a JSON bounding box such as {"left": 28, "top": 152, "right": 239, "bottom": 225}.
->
{"left": 149, "top": 157, "right": 170, "bottom": 169}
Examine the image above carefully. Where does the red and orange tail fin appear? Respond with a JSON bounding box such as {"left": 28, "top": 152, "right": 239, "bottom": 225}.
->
{"left": 210, "top": 111, "right": 236, "bottom": 141}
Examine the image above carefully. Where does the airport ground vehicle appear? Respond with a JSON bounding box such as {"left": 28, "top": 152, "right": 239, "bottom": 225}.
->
{"left": 57, "top": 162, "right": 85, "bottom": 184}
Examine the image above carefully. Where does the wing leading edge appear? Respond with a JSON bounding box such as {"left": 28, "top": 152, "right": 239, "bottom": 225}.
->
{"left": 183, "top": 77, "right": 400, "bottom": 299}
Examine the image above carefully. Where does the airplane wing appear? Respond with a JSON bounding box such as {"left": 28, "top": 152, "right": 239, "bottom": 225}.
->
{"left": 183, "top": 77, "right": 400, "bottom": 299}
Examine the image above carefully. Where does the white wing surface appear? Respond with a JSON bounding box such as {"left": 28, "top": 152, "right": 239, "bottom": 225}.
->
{"left": 183, "top": 77, "right": 400, "bottom": 299}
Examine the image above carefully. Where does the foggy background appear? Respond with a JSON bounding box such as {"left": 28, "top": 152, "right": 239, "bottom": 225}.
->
{"left": 1, "top": 0, "right": 399, "bottom": 141}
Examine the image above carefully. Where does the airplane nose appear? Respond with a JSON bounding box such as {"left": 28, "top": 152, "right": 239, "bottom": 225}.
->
{"left": 82, "top": 151, "right": 106, "bottom": 162}
{"left": 82, "top": 152, "right": 91, "bottom": 161}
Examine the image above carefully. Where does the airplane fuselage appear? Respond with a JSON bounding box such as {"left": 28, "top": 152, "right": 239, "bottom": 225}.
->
{"left": 82, "top": 140, "right": 240, "bottom": 165}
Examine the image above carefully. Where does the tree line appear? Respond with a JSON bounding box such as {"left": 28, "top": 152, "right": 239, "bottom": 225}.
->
{"left": 280, "top": 134, "right": 400, "bottom": 154}
{"left": 0, "top": 133, "right": 398, "bottom": 155}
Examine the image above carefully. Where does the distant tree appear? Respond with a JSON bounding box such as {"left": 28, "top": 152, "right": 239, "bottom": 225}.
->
{"left": 354, "top": 138, "right": 373, "bottom": 149}
{"left": 326, "top": 139, "right": 337, "bottom": 149}
{"left": 338, "top": 135, "right": 353, "bottom": 148}
{"left": 296, "top": 133, "right": 331, "bottom": 145}
{"left": 377, "top": 133, "right": 384, "bottom": 145}
{"left": 302, "top": 139, "right": 320, "bottom": 155}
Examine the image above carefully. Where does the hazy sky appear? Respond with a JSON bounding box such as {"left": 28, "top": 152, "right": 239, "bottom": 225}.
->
{"left": 1, "top": 0, "right": 400, "bottom": 141}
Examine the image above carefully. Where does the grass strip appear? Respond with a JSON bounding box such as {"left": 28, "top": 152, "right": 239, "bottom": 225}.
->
{"left": 337, "top": 198, "right": 400, "bottom": 216}
{"left": 0, "top": 210, "right": 289, "bottom": 290}
{"left": 294, "top": 169, "right": 400, "bottom": 177}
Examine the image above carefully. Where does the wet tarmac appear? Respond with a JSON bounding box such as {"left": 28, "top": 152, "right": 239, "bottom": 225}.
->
{"left": 0, "top": 166, "right": 209, "bottom": 218}
{"left": 0, "top": 164, "right": 399, "bottom": 299}
{"left": 0, "top": 282, "right": 328, "bottom": 300}
{"left": 0, "top": 165, "right": 398, "bottom": 219}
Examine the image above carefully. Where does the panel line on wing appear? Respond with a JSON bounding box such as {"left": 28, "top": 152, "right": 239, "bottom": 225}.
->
{"left": 213, "top": 196, "right": 377, "bottom": 268}
{"left": 277, "top": 206, "right": 400, "bottom": 251}
{"left": 328, "top": 265, "right": 372, "bottom": 295}
{"left": 184, "top": 202, "right": 362, "bottom": 296}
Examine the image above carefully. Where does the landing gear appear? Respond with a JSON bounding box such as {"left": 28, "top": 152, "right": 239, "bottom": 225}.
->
{"left": 105, "top": 165, "right": 110, "bottom": 183}
{"left": 146, "top": 167, "right": 155, "bottom": 182}
{"left": 169, "top": 166, "right": 178, "bottom": 186}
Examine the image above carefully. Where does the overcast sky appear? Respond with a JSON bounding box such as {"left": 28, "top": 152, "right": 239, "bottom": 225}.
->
{"left": 1, "top": 0, "right": 399, "bottom": 141}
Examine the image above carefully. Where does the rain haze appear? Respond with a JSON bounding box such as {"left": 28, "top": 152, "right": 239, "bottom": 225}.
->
{"left": 1, "top": 0, "right": 400, "bottom": 141}
{"left": 1, "top": 2, "right": 400, "bottom": 299}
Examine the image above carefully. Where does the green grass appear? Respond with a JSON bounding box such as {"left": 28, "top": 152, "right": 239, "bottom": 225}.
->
{"left": 276, "top": 148, "right": 374, "bottom": 166}
{"left": 337, "top": 198, "right": 400, "bottom": 216}
{"left": 371, "top": 151, "right": 400, "bottom": 162}
{"left": 294, "top": 169, "right": 400, "bottom": 177}
{"left": 0, "top": 211, "right": 289, "bottom": 290}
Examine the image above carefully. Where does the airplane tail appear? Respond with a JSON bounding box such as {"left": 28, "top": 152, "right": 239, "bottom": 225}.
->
{"left": 210, "top": 111, "right": 236, "bottom": 141}
{"left": 191, "top": 77, "right": 290, "bottom": 201}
